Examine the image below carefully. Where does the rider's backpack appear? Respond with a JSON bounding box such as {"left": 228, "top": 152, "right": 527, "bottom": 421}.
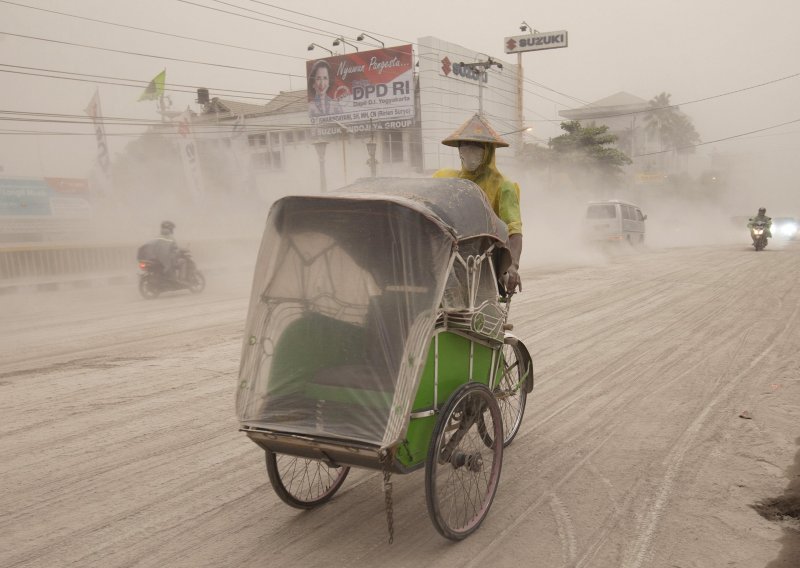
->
{"left": 137, "top": 240, "right": 158, "bottom": 262}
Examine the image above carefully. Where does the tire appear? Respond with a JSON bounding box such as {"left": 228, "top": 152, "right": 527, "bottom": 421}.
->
{"left": 138, "top": 277, "right": 160, "bottom": 299}
{"left": 188, "top": 270, "right": 205, "bottom": 294}
{"left": 265, "top": 451, "right": 349, "bottom": 509}
{"left": 425, "top": 383, "right": 503, "bottom": 540}
{"left": 494, "top": 342, "right": 528, "bottom": 447}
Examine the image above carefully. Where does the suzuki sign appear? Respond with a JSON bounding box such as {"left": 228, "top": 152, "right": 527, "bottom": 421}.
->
{"left": 504, "top": 30, "right": 568, "bottom": 54}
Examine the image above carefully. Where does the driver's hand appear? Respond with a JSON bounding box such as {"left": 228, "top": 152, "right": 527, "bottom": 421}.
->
{"left": 505, "top": 266, "right": 522, "bottom": 294}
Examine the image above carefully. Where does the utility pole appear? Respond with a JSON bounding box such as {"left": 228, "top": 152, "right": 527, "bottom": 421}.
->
{"left": 313, "top": 141, "right": 328, "bottom": 193}
{"left": 517, "top": 52, "right": 524, "bottom": 153}
{"left": 457, "top": 58, "right": 503, "bottom": 117}
{"left": 366, "top": 120, "right": 378, "bottom": 177}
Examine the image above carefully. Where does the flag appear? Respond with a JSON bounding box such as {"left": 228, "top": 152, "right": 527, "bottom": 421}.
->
{"left": 229, "top": 114, "right": 253, "bottom": 195}
{"left": 174, "top": 109, "right": 204, "bottom": 201}
{"left": 84, "top": 89, "right": 112, "bottom": 193}
{"left": 138, "top": 69, "right": 166, "bottom": 101}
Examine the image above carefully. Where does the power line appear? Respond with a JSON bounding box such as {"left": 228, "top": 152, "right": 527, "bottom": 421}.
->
{"left": 7, "top": 3, "right": 798, "bottom": 144}
{"left": 568, "top": 72, "right": 800, "bottom": 121}
{"left": 634, "top": 117, "right": 800, "bottom": 157}
{"left": 5, "top": 0, "right": 588, "bottom": 111}
{"left": 176, "top": 0, "right": 346, "bottom": 42}
{"left": 179, "top": 0, "right": 589, "bottom": 109}
{"left": 0, "top": 65, "right": 280, "bottom": 103}
{"left": 0, "top": 0, "right": 307, "bottom": 60}
{"left": 0, "top": 31, "right": 305, "bottom": 79}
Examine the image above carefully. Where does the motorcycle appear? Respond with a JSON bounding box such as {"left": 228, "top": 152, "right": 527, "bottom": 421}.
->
{"left": 750, "top": 221, "right": 769, "bottom": 251}
{"left": 138, "top": 248, "right": 205, "bottom": 299}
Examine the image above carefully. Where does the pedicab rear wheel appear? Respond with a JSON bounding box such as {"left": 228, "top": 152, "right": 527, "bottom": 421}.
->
{"left": 425, "top": 382, "right": 503, "bottom": 540}
{"left": 265, "top": 450, "right": 350, "bottom": 509}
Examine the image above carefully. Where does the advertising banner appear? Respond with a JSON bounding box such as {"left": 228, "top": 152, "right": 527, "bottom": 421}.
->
{"left": 174, "top": 110, "right": 205, "bottom": 202}
{"left": 307, "top": 44, "right": 415, "bottom": 135}
{"left": 0, "top": 178, "right": 91, "bottom": 217}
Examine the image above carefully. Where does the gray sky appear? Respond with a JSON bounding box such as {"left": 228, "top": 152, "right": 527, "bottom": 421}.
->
{"left": 2, "top": 0, "right": 799, "bottom": 183}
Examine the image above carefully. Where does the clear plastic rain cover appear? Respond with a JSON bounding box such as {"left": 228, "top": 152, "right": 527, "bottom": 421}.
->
{"left": 236, "top": 186, "right": 470, "bottom": 448}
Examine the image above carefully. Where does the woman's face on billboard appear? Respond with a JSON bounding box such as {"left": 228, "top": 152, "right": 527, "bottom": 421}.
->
{"left": 313, "top": 67, "right": 330, "bottom": 96}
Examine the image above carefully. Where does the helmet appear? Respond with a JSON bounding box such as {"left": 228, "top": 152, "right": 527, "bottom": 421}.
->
{"left": 441, "top": 113, "right": 510, "bottom": 148}
{"left": 758, "top": 207, "right": 766, "bottom": 215}
{"left": 161, "top": 220, "right": 175, "bottom": 231}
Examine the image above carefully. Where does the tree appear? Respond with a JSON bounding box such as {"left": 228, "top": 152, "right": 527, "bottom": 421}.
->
{"left": 519, "top": 121, "right": 631, "bottom": 190}
{"left": 549, "top": 120, "right": 632, "bottom": 181}
{"left": 666, "top": 112, "right": 701, "bottom": 153}
{"left": 643, "top": 92, "right": 700, "bottom": 154}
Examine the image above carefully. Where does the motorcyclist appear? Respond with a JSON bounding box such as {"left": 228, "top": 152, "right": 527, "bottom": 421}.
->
{"left": 747, "top": 207, "right": 772, "bottom": 238}
{"left": 153, "top": 220, "right": 179, "bottom": 280}
{"left": 433, "top": 114, "right": 523, "bottom": 294}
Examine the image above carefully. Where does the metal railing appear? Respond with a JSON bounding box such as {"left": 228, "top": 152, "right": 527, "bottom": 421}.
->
{"left": 0, "top": 243, "right": 134, "bottom": 281}
{"left": 0, "top": 238, "right": 259, "bottom": 282}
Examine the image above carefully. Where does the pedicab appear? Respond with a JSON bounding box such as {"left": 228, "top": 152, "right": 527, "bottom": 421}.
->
{"left": 236, "top": 177, "right": 533, "bottom": 541}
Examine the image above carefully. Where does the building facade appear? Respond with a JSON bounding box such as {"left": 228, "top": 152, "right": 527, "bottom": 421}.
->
{"left": 181, "top": 36, "right": 522, "bottom": 206}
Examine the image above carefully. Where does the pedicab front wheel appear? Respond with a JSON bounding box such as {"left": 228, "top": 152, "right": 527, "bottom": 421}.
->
{"left": 425, "top": 382, "right": 503, "bottom": 540}
{"left": 265, "top": 450, "right": 350, "bottom": 509}
{"left": 496, "top": 341, "right": 528, "bottom": 447}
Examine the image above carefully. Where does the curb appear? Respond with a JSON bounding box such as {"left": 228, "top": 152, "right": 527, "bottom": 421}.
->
{"left": 0, "top": 273, "right": 137, "bottom": 295}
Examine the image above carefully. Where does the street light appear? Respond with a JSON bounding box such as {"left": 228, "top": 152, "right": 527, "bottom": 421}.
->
{"left": 501, "top": 126, "right": 533, "bottom": 136}
{"left": 308, "top": 43, "right": 333, "bottom": 55}
{"left": 332, "top": 36, "right": 359, "bottom": 52}
{"left": 331, "top": 120, "right": 350, "bottom": 184}
{"left": 313, "top": 140, "right": 328, "bottom": 193}
{"left": 514, "top": 23, "right": 537, "bottom": 157}
{"left": 356, "top": 32, "right": 384, "bottom": 48}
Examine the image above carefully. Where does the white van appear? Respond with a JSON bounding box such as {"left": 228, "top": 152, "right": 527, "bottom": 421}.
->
{"left": 583, "top": 200, "right": 647, "bottom": 244}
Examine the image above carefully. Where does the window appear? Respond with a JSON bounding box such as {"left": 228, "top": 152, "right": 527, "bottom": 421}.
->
{"left": 248, "top": 133, "right": 267, "bottom": 147}
{"left": 636, "top": 209, "right": 645, "bottom": 221}
{"left": 381, "top": 131, "right": 404, "bottom": 163}
{"left": 247, "top": 131, "right": 283, "bottom": 170}
{"left": 622, "top": 205, "right": 634, "bottom": 220}
{"left": 270, "top": 148, "right": 282, "bottom": 169}
{"left": 587, "top": 204, "right": 616, "bottom": 219}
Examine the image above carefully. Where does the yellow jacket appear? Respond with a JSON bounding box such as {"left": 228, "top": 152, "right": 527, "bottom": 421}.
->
{"left": 433, "top": 145, "right": 522, "bottom": 235}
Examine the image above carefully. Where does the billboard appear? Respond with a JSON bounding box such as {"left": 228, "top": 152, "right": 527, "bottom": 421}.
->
{"left": 417, "top": 36, "right": 519, "bottom": 173}
{"left": 0, "top": 177, "right": 91, "bottom": 218}
{"left": 306, "top": 44, "right": 415, "bottom": 135}
{"left": 504, "top": 31, "right": 568, "bottom": 54}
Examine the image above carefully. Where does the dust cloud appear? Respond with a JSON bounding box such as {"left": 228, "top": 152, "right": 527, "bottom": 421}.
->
{"left": 506, "top": 145, "right": 800, "bottom": 272}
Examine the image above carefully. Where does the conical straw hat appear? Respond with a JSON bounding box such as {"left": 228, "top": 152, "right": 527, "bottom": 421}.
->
{"left": 441, "top": 113, "right": 510, "bottom": 148}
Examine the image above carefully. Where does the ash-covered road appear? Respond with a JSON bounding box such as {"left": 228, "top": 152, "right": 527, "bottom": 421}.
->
{"left": 1, "top": 243, "right": 798, "bottom": 568}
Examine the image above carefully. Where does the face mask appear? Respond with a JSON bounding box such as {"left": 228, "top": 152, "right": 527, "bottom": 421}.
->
{"left": 459, "top": 144, "right": 486, "bottom": 172}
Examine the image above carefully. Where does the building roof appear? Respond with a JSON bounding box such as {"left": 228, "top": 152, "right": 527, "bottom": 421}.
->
{"left": 559, "top": 91, "right": 650, "bottom": 120}
{"left": 263, "top": 90, "right": 308, "bottom": 115}
{"left": 196, "top": 91, "right": 308, "bottom": 124}
{"left": 202, "top": 98, "right": 268, "bottom": 119}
